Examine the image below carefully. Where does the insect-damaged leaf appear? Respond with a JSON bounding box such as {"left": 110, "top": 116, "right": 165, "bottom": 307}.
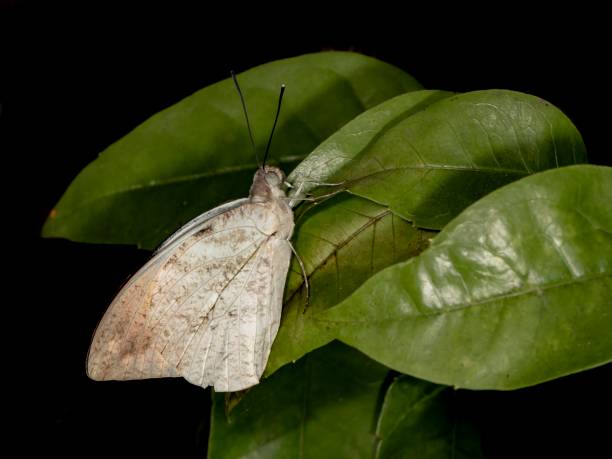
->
{"left": 42, "top": 52, "right": 421, "bottom": 249}
{"left": 317, "top": 165, "right": 612, "bottom": 390}
{"left": 291, "top": 89, "right": 587, "bottom": 229}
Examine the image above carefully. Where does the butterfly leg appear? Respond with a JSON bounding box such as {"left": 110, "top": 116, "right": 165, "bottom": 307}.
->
{"left": 308, "top": 188, "right": 344, "bottom": 201}
{"left": 287, "top": 189, "right": 344, "bottom": 203}
{"left": 288, "top": 182, "right": 306, "bottom": 208}
{"left": 296, "top": 179, "right": 346, "bottom": 187}
{"left": 288, "top": 241, "right": 310, "bottom": 312}
{"left": 288, "top": 180, "right": 346, "bottom": 207}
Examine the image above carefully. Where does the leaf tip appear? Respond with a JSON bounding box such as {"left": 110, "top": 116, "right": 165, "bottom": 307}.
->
{"left": 41, "top": 210, "right": 58, "bottom": 239}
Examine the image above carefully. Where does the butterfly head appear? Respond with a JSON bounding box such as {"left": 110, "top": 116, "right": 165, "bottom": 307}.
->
{"left": 250, "top": 165, "right": 287, "bottom": 202}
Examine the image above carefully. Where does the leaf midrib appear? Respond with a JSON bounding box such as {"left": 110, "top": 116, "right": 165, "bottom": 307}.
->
{"left": 343, "top": 163, "right": 529, "bottom": 187}
{"left": 317, "top": 271, "right": 611, "bottom": 323}
{"left": 53, "top": 155, "right": 305, "bottom": 220}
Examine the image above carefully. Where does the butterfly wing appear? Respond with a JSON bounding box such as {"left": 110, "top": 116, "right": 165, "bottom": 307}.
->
{"left": 178, "top": 236, "right": 291, "bottom": 391}
{"left": 86, "top": 198, "right": 250, "bottom": 382}
{"left": 153, "top": 198, "right": 249, "bottom": 254}
{"left": 88, "top": 255, "right": 182, "bottom": 379}
{"left": 87, "top": 198, "right": 292, "bottom": 392}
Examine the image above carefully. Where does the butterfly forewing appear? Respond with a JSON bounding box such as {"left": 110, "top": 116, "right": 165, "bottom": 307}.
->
{"left": 87, "top": 174, "right": 294, "bottom": 392}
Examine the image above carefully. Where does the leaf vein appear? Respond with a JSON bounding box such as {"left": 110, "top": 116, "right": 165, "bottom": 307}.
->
{"left": 285, "top": 210, "right": 391, "bottom": 303}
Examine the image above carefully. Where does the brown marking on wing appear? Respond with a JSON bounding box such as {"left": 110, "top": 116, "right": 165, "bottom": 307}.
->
{"left": 194, "top": 226, "right": 212, "bottom": 237}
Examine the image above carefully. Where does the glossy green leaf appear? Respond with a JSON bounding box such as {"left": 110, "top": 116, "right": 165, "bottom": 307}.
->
{"left": 266, "top": 195, "right": 436, "bottom": 376}
{"left": 267, "top": 89, "right": 586, "bottom": 377}
{"left": 292, "top": 90, "right": 586, "bottom": 230}
{"left": 317, "top": 165, "right": 612, "bottom": 389}
{"left": 208, "top": 342, "right": 389, "bottom": 459}
{"left": 43, "top": 52, "right": 421, "bottom": 249}
{"left": 375, "top": 376, "right": 483, "bottom": 459}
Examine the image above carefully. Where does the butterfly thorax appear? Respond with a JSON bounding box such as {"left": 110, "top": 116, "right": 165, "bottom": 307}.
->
{"left": 248, "top": 166, "right": 294, "bottom": 240}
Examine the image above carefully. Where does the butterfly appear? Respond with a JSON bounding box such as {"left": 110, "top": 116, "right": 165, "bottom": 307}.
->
{"left": 86, "top": 73, "right": 306, "bottom": 392}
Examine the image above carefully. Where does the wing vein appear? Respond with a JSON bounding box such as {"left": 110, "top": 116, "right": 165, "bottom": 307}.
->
{"left": 151, "top": 238, "right": 262, "bottom": 332}
{"left": 173, "top": 238, "right": 267, "bottom": 370}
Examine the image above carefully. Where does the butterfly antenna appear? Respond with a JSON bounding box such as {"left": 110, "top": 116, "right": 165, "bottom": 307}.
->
{"left": 231, "top": 70, "right": 259, "bottom": 165}
{"left": 262, "top": 84, "right": 286, "bottom": 168}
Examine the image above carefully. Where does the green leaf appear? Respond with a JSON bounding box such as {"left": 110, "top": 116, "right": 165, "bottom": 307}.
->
{"left": 42, "top": 52, "right": 421, "bottom": 249}
{"left": 266, "top": 195, "right": 436, "bottom": 376}
{"left": 267, "top": 89, "right": 585, "bottom": 377}
{"left": 265, "top": 91, "right": 450, "bottom": 376}
{"left": 292, "top": 90, "right": 586, "bottom": 230}
{"left": 288, "top": 89, "right": 454, "bottom": 197}
{"left": 208, "top": 342, "right": 389, "bottom": 459}
{"left": 375, "top": 376, "right": 483, "bottom": 459}
{"left": 317, "top": 165, "right": 612, "bottom": 389}
{"left": 210, "top": 343, "right": 482, "bottom": 458}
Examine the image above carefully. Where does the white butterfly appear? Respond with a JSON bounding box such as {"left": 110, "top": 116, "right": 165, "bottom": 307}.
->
{"left": 87, "top": 165, "right": 298, "bottom": 391}
{"left": 86, "top": 76, "right": 309, "bottom": 392}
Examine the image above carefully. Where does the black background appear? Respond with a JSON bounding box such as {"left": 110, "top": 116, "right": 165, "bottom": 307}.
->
{"left": 3, "top": 2, "right": 611, "bottom": 458}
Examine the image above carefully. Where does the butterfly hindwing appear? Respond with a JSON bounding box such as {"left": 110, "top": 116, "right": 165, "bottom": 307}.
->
{"left": 154, "top": 221, "right": 267, "bottom": 390}
{"left": 178, "top": 235, "right": 292, "bottom": 391}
